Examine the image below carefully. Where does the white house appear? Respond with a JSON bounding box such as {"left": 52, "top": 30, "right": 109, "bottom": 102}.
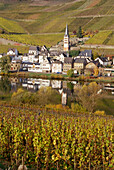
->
{"left": 39, "top": 54, "right": 48, "bottom": 63}
{"left": 7, "top": 48, "right": 18, "bottom": 56}
{"left": 56, "top": 53, "right": 65, "bottom": 63}
{"left": 13, "top": 55, "right": 22, "bottom": 61}
{"left": 112, "top": 57, "right": 114, "bottom": 67}
{"left": 0, "top": 54, "right": 3, "bottom": 59}
{"left": 41, "top": 45, "right": 48, "bottom": 52}
{"left": 40, "top": 63, "right": 51, "bottom": 73}
{"left": 95, "top": 57, "right": 111, "bottom": 66}
{"left": 29, "top": 46, "right": 39, "bottom": 55}
{"left": 40, "top": 57, "right": 51, "bottom": 73}
{"left": 28, "top": 63, "right": 42, "bottom": 72}
{"left": 28, "top": 55, "right": 38, "bottom": 63}
{"left": 52, "top": 61, "right": 63, "bottom": 73}
{"left": 22, "top": 61, "right": 32, "bottom": 71}
{"left": 22, "top": 54, "right": 29, "bottom": 62}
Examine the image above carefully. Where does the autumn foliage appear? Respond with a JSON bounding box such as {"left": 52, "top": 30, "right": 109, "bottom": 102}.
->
{"left": 0, "top": 104, "right": 113, "bottom": 169}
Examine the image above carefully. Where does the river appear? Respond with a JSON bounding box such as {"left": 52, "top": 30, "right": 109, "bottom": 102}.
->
{"left": 0, "top": 76, "right": 114, "bottom": 114}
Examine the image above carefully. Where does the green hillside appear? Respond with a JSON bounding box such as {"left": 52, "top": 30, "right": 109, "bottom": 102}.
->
{"left": 0, "top": 17, "right": 26, "bottom": 33}
{"left": 0, "top": 0, "right": 113, "bottom": 46}
{"left": 86, "top": 31, "right": 114, "bottom": 45}
{"left": 0, "top": 0, "right": 113, "bottom": 34}
{"left": 0, "top": 33, "right": 64, "bottom": 47}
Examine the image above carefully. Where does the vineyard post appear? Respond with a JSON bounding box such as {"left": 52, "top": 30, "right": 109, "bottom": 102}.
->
{"left": 57, "top": 161, "right": 59, "bottom": 170}
{"left": 37, "top": 146, "right": 39, "bottom": 170}
{"left": 74, "top": 154, "right": 76, "bottom": 170}
{"left": 89, "top": 158, "right": 91, "bottom": 170}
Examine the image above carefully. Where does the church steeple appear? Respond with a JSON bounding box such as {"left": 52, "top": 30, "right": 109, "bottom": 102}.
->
{"left": 65, "top": 24, "right": 69, "bottom": 36}
{"left": 64, "top": 24, "right": 69, "bottom": 52}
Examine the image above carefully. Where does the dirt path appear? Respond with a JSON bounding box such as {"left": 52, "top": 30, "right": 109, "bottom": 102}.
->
{"left": 80, "top": 44, "right": 114, "bottom": 50}
{"left": 0, "top": 37, "right": 27, "bottom": 46}
{"left": 69, "top": 14, "right": 114, "bottom": 18}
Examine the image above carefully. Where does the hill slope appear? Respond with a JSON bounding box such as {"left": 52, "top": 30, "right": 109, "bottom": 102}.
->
{"left": 0, "top": 17, "right": 26, "bottom": 33}
{"left": 0, "top": 0, "right": 113, "bottom": 34}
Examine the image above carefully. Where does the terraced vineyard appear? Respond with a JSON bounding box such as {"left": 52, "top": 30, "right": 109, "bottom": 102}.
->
{"left": 0, "top": 17, "right": 26, "bottom": 33}
{"left": 0, "top": 0, "right": 113, "bottom": 46}
{"left": 0, "top": 0, "right": 113, "bottom": 34}
{"left": 0, "top": 33, "right": 64, "bottom": 47}
{"left": 85, "top": 31, "right": 113, "bottom": 45}
{"left": 0, "top": 104, "right": 113, "bottom": 169}
{"left": 0, "top": 44, "right": 29, "bottom": 54}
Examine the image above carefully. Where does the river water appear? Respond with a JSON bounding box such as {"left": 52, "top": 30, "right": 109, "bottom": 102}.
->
{"left": 0, "top": 76, "right": 114, "bottom": 101}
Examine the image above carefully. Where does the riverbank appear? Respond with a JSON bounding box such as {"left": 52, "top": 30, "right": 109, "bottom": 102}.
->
{"left": 0, "top": 72, "right": 114, "bottom": 83}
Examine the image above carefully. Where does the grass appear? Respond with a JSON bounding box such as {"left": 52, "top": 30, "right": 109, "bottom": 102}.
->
{"left": 96, "top": 96, "right": 114, "bottom": 115}
{"left": 10, "top": 72, "right": 68, "bottom": 80}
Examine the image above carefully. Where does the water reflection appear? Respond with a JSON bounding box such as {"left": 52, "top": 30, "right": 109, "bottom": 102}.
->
{"left": 0, "top": 76, "right": 11, "bottom": 94}
{"left": 0, "top": 76, "right": 114, "bottom": 105}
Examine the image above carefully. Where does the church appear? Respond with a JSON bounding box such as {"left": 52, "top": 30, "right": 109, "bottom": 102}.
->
{"left": 64, "top": 24, "right": 70, "bottom": 52}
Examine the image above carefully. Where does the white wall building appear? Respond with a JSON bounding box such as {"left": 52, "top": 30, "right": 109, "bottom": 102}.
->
{"left": 52, "top": 61, "right": 63, "bottom": 73}
{"left": 28, "top": 63, "right": 42, "bottom": 72}
{"left": 56, "top": 54, "right": 65, "bottom": 63}
{"left": 7, "top": 48, "right": 18, "bottom": 56}
{"left": 29, "top": 46, "right": 39, "bottom": 55}
{"left": 28, "top": 55, "right": 38, "bottom": 63}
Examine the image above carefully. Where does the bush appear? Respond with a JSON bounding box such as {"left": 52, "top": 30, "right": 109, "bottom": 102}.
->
{"left": 71, "top": 103, "right": 87, "bottom": 114}
{"left": 94, "top": 110, "right": 105, "bottom": 116}
{"left": 67, "top": 69, "right": 74, "bottom": 77}
{"left": 11, "top": 87, "right": 61, "bottom": 106}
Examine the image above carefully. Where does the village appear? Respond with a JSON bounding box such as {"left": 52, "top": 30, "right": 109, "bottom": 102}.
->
{"left": 0, "top": 25, "right": 114, "bottom": 77}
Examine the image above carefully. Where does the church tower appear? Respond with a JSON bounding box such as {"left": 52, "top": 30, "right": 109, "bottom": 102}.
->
{"left": 64, "top": 24, "right": 69, "bottom": 52}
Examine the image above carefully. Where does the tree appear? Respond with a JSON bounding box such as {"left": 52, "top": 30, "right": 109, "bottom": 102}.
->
{"left": 0, "top": 56, "right": 11, "bottom": 73}
{"left": 37, "top": 87, "right": 61, "bottom": 105}
{"left": 0, "top": 77, "right": 11, "bottom": 94}
{"left": 73, "top": 30, "right": 76, "bottom": 35}
{"left": 69, "top": 50, "right": 79, "bottom": 57}
{"left": 76, "top": 82, "right": 101, "bottom": 112}
{"left": 77, "top": 26, "right": 83, "bottom": 38}
{"left": 11, "top": 87, "right": 61, "bottom": 105}
{"left": 93, "top": 51, "right": 99, "bottom": 60}
{"left": 94, "top": 67, "right": 99, "bottom": 76}
{"left": 67, "top": 69, "right": 74, "bottom": 77}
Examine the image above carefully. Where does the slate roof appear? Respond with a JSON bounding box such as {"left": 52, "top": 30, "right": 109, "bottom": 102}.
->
{"left": 79, "top": 50, "right": 92, "bottom": 57}
{"left": 7, "top": 48, "right": 17, "bottom": 52}
{"left": 52, "top": 60, "right": 62, "bottom": 64}
{"left": 29, "top": 46, "right": 39, "bottom": 51}
{"left": 49, "top": 51, "right": 62, "bottom": 56}
{"left": 64, "top": 57, "right": 73, "bottom": 64}
{"left": 100, "top": 57, "right": 108, "bottom": 62}
{"left": 74, "top": 58, "right": 87, "bottom": 64}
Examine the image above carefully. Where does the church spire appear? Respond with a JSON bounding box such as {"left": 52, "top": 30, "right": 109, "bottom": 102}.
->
{"left": 65, "top": 24, "right": 69, "bottom": 36}
{"left": 64, "top": 24, "right": 69, "bottom": 52}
